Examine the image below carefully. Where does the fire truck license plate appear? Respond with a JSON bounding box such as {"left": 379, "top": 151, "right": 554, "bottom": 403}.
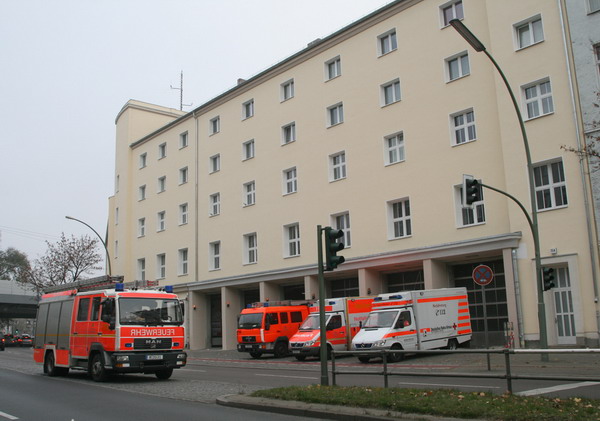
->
{"left": 146, "top": 355, "right": 163, "bottom": 360}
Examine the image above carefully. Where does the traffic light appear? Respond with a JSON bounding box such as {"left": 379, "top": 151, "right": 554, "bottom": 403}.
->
{"left": 543, "top": 267, "right": 555, "bottom": 291}
{"left": 324, "top": 227, "right": 345, "bottom": 271}
{"left": 462, "top": 175, "right": 481, "bottom": 207}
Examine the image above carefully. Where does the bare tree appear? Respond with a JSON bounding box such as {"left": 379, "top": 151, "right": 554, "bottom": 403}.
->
{"left": 562, "top": 92, "right": 600, "bottom": 171}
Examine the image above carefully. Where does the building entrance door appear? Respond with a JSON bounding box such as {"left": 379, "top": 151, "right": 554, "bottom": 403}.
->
{"left": 553, "top": 267, "right": 576, "bottom": 345}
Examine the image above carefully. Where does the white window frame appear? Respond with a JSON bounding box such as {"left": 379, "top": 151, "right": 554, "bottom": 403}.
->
{"left": 381, "top": 79, "right": 401, "bottom": 106}
{"left": 138, "top": 217, "right": 146, "bottom": 237}
{"left": 179, "top": 131, "right": 189, "bottom": 149}
{"left": 327, "top": 103, "right": 344, "bottom": 127}
{"left": 179, "top": 203, "right": 188, "bottom": 225}
{"left": 281, "top": 79, "right": 294, "bottom": 101}
{"left": 243, "top": 181, "right": 256, "bottom": 206}
{"left": 330, "top": 151, "right": 347, "bottom": 182}
{"left": 332, "top": 212, "right": 351, "bottom": 248}
{"left": 440, "top": 0, "right": 464, "bottom": 27}
{"left": 534, "top": 159, "right": 568, "bottom": 211}
{"left": 523, "top": 78, "right": 554, "bottom": 120}
{"left": 138, "top": 185, "right": 146, "bottom": 201}
{"left": 244, "top": 233, "right": 258, "bottom": 265}
{"left": 388, "top": 198, "right": 412, "bottom": 240}
{"left": 243, "top": 139, "right": 255, "bottom": 160}
{"left": 156, "top": 253, "right": 166, "bottom": 279}
{"left": 157, "top": 176, "right": 166, "bottom": 193}
{"left": 378, "top": 29, "right": 397, "bottom": 56}
{"left": 283, "top": 167, "right": 298, "bottom": 195}
{"left": 157, "top": 211, "right": 166, "bottom": 232}
{"left": 515, "top": 15, "right": 544, "bottom": 50}
{"left": 384, "top": 132, "right": 405, "bottom": 166}
{"left": 178, "top": 248, "right": 188, "bottom": 276}
{"left": 284, "top": 223, "right": 301, "bottom": 258}
{"left": 450, "top": 108, "right": 477, "bottom": 145}
{"left": 209, "top": 241, "right": 221, "bottom": 271}
{"left": 242, "top": 99, "right": 254, "bottom": 120}
{"left": 455, "top": 182, "right": 485, "bottom": 227}
{"left": 158, "top": 142, "right": 167, "bottom": 159}
{"left": 210, "top": 154, "right": 220, "bottom": 173}
{"left": 139, "top": 153, "right": 147, "bottom": 169}
{"left": 588, "top": 0, "right": 600, "bottom": 14}
{"left": 325, "top": 56, "right": 341, "bottom": 80}
{"left": 137, "top": 258, "right": 146, "bottom": 280}
{"left": 209, "top": 116, "right": 220, "bottom": 135}
{"left": 179, "top": 166, "right": 188, "bottom": 185}
{"left": 446, "top": 51, "right": 470, "bottom": 82}
{"left": 210, "top": 193, "right": 220, "bottom": 216}
{"left": 282, "top": 122, "right": 296, "bottom": 145}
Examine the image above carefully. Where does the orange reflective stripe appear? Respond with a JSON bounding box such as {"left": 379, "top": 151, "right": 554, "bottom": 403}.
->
{"left": 383, "top": 330, "right": 416, "bottom": 339}
{"left": 458, "top": 315, "right": 470, "bottom": 320}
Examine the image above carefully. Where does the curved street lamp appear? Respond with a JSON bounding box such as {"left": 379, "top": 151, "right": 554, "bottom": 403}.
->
{"left": 449, "top": 19, "right": 548, "bottom": 353}
{"left": 65, "top": 216, "right": 112, "bottom": 276}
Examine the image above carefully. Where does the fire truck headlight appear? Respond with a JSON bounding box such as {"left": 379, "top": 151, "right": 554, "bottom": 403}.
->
{"left": 177, "top": 354, "right": 186, "bottom": 360}
{"left": 116, "top": 355, "right": 130, "bottom": 362}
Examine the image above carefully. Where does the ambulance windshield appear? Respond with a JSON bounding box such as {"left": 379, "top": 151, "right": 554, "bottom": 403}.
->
{"left": 119, "top": 298, "right": 183, "bottom": 326}
{"left": 299, "top": 314, "right": 321, "bottom": 330}
{"left": 363, "top": 310, "right": 398, "bottom": 328}
{"left": 238, "top": 313, "right": 263, "bottom": 329}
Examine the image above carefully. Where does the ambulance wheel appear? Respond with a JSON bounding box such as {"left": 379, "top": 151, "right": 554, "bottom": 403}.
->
{"left": 447, "top": 339, "right": 459, "bottom": 350}
{"left": 358, "top": 356, "right": 370, "bottom": 364}
{"left": 155, "top": 368, "right": 173, "bottom": 380}
{"left": 295, "top": 355, "right": 307, "bottom": 361}
{"left": 274, "top": 341, "right": 289, "bottom": 358}
{"left": 90, "top": 353, "right": 108, "bottom": 382}
{"left": 249, "top": 351, "right": 262, "bottom": 359}
{"left": 388, "top": 344, "right": 404, "bottom": 363}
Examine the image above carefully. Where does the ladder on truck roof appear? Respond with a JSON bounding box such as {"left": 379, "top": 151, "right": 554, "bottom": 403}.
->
{"left": 43, "top": 276, "right": 160, "bottom": 294}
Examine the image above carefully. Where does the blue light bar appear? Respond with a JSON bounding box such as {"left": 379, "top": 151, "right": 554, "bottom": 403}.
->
{"left": 374, "top": 297, "right": 382, "bottom": 301}
{"left": 165, "top": 285, "right": 174, "bottom": 293}
{"left": 115, "top": 283, "right": 124, "bottom": 291}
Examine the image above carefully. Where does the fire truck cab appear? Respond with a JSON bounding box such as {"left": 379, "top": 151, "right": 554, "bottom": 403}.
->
{"left": 33, "top": 276, "right": 187, "bottom": 381}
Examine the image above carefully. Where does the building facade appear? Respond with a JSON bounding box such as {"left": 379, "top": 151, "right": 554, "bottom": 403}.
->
{"left": 107, "top": 0, "right": 600, "bottom": 350}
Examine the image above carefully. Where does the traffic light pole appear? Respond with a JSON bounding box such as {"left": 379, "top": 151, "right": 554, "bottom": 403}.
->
{"left": 316, "top": 225, "right": 329, "bottom": 386}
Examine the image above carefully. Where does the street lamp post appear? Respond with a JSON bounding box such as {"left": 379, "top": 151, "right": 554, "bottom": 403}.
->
{"left": 449, "top": 19, "right": 549, "bottom": 353}
{"left": 65, "top": 216, "right": 112, "bottom": 276}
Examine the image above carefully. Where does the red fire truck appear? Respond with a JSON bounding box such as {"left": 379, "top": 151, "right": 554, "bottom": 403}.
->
{"left": 33, "top": 276, "right": 187, "bottom": 381}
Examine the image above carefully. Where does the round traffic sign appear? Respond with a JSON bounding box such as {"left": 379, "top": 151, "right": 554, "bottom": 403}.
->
{"left": 472, "top": 264, "right": 494, "bottom": 286}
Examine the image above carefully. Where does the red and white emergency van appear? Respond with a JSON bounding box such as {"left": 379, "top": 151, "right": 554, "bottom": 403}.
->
{"left": 289, "top": 297, "right": 373, "bottom": 360}
{"left": 351, "top": 288, "right": 471, "bottom": 363}
{"left": 237, "top": 301, "right": 310, "bottom": 358}
{"left": 33, "top": 276, "right": 187, "bottom": 381}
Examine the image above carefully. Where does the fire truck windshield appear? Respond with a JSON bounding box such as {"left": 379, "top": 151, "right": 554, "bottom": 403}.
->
{"left": 119, "top": 298, "right": 183, "bottom": 326}
{"left": 238, "top": 313, "right": 263, "bottom": 329}
{"left": 299, "top": 314, "right": 320, "bottom": 330}
{"left": 363, "top": 310, "right": 398, "bottom": 329}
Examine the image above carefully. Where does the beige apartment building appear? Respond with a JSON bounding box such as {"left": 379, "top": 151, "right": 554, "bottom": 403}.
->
{"left": 107, "top": 0, "right": 600, "bottom": 350}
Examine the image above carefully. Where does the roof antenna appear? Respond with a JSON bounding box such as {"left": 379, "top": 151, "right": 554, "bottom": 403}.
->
{"left": 170, "top": 70, "right": 193, "bottom": 111}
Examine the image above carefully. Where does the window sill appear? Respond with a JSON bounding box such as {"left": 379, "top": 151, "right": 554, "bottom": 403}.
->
{"left": 446, "top": 73, "right": 470, "bottom": 84}
{"left": 327, "top": 122, "right": 344, "bottom": 129}
{"left": 388, "top": 235, "right": 412, "bottom": 241}
{"left": 377, "top": 49, "right": 397, "bottom": 58}
{"left": 381, "top": 99, "right": 401, "bottom": 108}
{"left": 515, "top": 39, "right": 544, "bottom": 52}
{"left": 384, "top": 160, "right": 405, "bottom": 167}
{"left": 537, "top": 204, "right": 568, "bottom": 213}
{"left": 525, "top": 111, "right": 554, "bottom": 122}
{"left": 452, "top": 139, "right": 476, "bottom": 147}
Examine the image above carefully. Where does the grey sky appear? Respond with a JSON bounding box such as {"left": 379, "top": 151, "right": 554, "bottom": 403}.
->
{"left": 0, "top": 0, "right": 392, "bottom": 266}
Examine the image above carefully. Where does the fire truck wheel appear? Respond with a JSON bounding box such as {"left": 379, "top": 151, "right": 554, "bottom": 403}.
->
{"left": 155, "top": 368, "right": 173, "bottom": 380}
{"left": 273, "top": 341, "right": 289, "bottom": 358}
{"left": 44, "top": 352, "right": 58, "bottom": 376}
{"left": 358, "top": 356, "right": 370, "bottom": 364}
{"left": 249, "top": 351, "right": 262, "bottom": 359}
{"left": 90, "top": 353, "right": 108, "bottom": 382}
{"left": 294, "top": 355, "right": 306, "bottom": 361}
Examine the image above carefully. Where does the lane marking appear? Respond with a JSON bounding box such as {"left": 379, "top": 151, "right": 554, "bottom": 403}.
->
{"left": 0, "top": 410, "right": 19, "bottom": 420}
{"left": 397, "top": 382, "right": 501, "bottom": 389}
{"left": 516, "top": 382, "right": 600, "bottom": 397}
{"left": 255, "top": 374, "right": 317, "bottom": 380}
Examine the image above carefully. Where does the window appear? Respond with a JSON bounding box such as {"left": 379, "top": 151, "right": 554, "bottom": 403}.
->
{"left": 534, "top": 160, "right": 568, "bottom": 211}
{"left": 378, "top": 29, "right": 397, "bottom": 55}
{"left": 446, "top": 52, "right": 470, "bottom": 81}
{"left": 456, "top": 183, "right": 485, "bottom": 227}
{"left": 451, "top": 109, "right": 476, "bottom": 145}
{"left": 515, "top": 16, "right": 543, "bottom": 50}
{"left": 179, "top": 203, "right": 188, "bottom": 225}
{"left": 384, "top": 132, "right": 405, "bottom": 165}
{"left": 138, "top": 218, "right": 146, "bottom": 237}
{"left": 330, "top": 152, "right": 347, "bottom": 181}
{"left": 138, "top": 185, "right": 146, "bottom": 201}
{"left": 328, "top": 103, "right": 344, "bottom": 126}
{"left": 77, "top": 298, "right": 90, "bottom": 321}
{"left": 441, "top": 0, "right": 463, "bottom": 27}
{"left": 244, "top": 181, "right": 256, "bottom": 206}
{"left": 333, "top": 212, "right": 351, "bottom": 247}
{"left": 139, "top": 153, "right": 147, "bottom": 169}
{"left": 326, "top": 56, "right": 341, "bottom": 80}
{"left": 244, "top": 233, "right": 258, "bottom": 264}
{"left": 243, "top": 139, "right": 255, "bottom": 160}
{"left": 242, "top": 99, "right": 254, "bottom": 119}
{"left": 381, "top": 79, "right": 401, "bottom": 106}
{"left": 158, "top": 142, "right": 167, "bottom": 159}
{"left": 285, "top": 223, "right": 301, "bottom": 257}
{"left": 179, "top": 167, "right": 188, "bottom": 185}
{"left": 210, "top": 241, "right": 221, "bottom": 270}
{"left": 589, "top": 0, "right": 600, "bottom": 13}
{"left": 114, "top": 240, "right": 119, "bottom": 259}
{"left": 158, "top": 176, "right": 166, "bottom": 193}
{"left": 210, "top": 193, "right": 220, "bottom": 216}
{"left": 281, "top": 79, "right": 294, "bottom": 101}
{"left": 388, "top": 198, "right": 412, "bottom": 239}
{"left": 210, "top": 154, "right": 220, "bottom": 173}
{"left": 210, "top": 116, "right": 220, "bottom": 135}
{"left": 157, "top": 211, "right": 166, "bottom": 232}
{"left": 137, "top": 258, "right": 146, "bottom": 280}
{"left": 282, "top": 122, "right": 296, "bottom": 145}
{"left": 156, "top": 254, "right": 166, "bottom": 279}
{"left": 178, "top": 248, "right": 188, "bottom": 276}
{"left": 283, "top": 167, "right": 297, "bottom": 195}
{"left": 523, "top": 79, "right": 553, "bottom": 119}
{"left": 179, "top": 131, "right": 188, "bottom": 149}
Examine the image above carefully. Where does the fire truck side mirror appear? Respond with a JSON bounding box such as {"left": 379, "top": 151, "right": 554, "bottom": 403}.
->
{"left": 179, "top": 300, "right": 185, "bottom": 317}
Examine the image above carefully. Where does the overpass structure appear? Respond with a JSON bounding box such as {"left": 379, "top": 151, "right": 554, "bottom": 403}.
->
{"left": 0, "top": 280, "right": 38, "bottom": 319}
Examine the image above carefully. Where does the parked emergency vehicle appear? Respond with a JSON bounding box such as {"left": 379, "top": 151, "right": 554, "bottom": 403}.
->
{"left": 289, "top": 297, "right": 373, "bottom": 360}
{"left": 352, "top": 288, "right": 471, "bottom": 363}
{"left": 237, "top": 301, "right": 310, "bottom": 358}
{"left": 33, "top": 276, "right": 187, "bottom": 381}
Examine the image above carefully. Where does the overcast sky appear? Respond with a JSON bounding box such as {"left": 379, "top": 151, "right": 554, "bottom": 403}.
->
{"left": 0, "top": 0, "right": 392, "bottom": 268}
